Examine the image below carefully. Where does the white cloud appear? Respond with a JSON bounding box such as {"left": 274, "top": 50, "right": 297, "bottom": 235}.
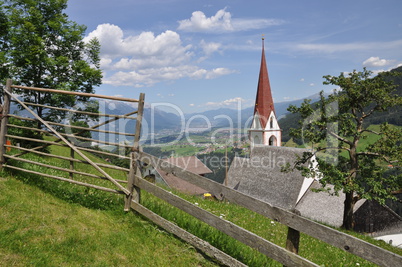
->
{"left": 294, "top": 39, "right": 402, "bottom": 54}
{"left": 103, "top": 65, "right": 235, "bottom": 87}
{"left": 309, "top": 83, "right": 315, "bottom": 86}
{"left": 189, "top": 103, "right": 195, "bottom": 107}
{"left": 200, "top": 39, "right": 222, "bottom": 57}
{"left": 86, "top": 24, "right": 192, "bottom": 70}
{"left": 205, "top": 97, "right": 253, "bottom": 108}
{"left": 205, "top": 68, "right": 236, "bottom": 79}
{"left": 85, "top": 23, "right": 235, "bottom": 87}
{"left": 362, "top": 57, "right": 395, "bottom": 67}
{"left": 299, "top": 78, "right": 305, "bottom": 82}
{"left": 177, "top": 8, "right": 284, "bottom": 33}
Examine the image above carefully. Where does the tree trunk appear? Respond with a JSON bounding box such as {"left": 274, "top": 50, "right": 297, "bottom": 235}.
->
{"left": 342, "top": 191, "right": 355, "bottom": 230}
{"left": 343, "top": 138, "right": 359, "bottom": 230}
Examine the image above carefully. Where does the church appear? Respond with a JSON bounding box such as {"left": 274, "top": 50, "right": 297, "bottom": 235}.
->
{"left": 228, "top": 37, "right": 319, "bottom": 210}
{"left": 226, "top": 38, "right": 401, "bottom": 240}
{"left": 249, "top": 37, "right": 281, "bottom": 148}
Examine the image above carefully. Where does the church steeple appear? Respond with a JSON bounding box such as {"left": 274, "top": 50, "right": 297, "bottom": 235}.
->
{"left": 249, "top": 37, "right": 281, "bottom": 147}
{"left": 254, "top": 37, "right": 275, "bottom": 129}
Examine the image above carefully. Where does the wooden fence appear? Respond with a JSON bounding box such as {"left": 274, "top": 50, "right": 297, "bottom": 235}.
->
{"left": 1, "top": 79, "right": 401, "bottom": 266}
{"left": 0, "top": 79, "right": 145, "bottom": 204}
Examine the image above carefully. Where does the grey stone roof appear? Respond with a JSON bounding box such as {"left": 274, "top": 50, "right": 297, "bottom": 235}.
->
{"left": 156, "top": 156, "right": 212, "bottom": 196}
{"left": 295, "top": 180, "right": 345, "bottom": 227}
{"left": 164, "top": 156, "right": 212, "bottom": 175}
{"left": 156, "top": 169, "right": 208, "bottom": 196}
{"left": 227, "top": 146, "right": 312, "bottom": 210}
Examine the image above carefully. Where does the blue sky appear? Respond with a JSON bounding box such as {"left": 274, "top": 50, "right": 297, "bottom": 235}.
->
{"left": 66, "top": 0, "right": 402, "bottom": 113}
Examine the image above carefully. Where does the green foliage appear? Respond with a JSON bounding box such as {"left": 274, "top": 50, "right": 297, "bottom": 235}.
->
{"left": 0, "top": 1, "right": 8, "bottom": 80}
{"left": 287, "top": 68, "right": 402, "bottom": 229}
{"left": 0, "top": 0, "right": 102, "bottom": 125}
{"left": 7, "top": 116, "right": 47, "bottom": 151}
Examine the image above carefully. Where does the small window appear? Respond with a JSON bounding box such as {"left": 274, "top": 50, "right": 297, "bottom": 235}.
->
{"left": 270, "top": 117, "right": 274, "bottom": 129}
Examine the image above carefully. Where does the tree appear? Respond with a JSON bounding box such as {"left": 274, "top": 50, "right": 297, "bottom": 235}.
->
{"left": 0, "top": 1, "right": 9, "bottom": 81}
{"left": 0, "top": 0, "right": 102, "bottom": 128}
{"left": 287, "top": 68, "right": 402, "bottom": 230}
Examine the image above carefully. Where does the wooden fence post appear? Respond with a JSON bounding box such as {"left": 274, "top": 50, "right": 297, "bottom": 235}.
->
{"left": 0, "top": 79, "right": 12, "bottom": 168}
{"left": 70, "top": 148, "right": 74, "bottom": 179}
{"left": 284, "top": 209, "right": 301, "bottom": 266}
{"left": 125, "top": 151, "right": 141, "bottom": 211}
{"left": 286, "top": 226, "right": 300, "bottom": 253}
{"left": 124, "top": 93, "right": 145, "bottom": 211}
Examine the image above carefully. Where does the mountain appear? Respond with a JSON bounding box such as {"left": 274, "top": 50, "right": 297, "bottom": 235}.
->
{"left": 182, "top": 93, "right": 323, "bottom": 130}
{"left": 364, "top": 66, "right": 402, "bottom": 126}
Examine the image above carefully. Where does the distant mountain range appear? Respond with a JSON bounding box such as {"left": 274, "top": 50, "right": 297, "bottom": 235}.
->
{"left": 84, "top": 93, "right": 325, "bottom": 145}
{"left": 136, "top": 93, "right": 323, "bottom": 133}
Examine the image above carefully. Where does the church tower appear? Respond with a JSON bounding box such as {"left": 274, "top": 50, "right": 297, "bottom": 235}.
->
{"left": 249, "top": 38, "right": 281, "bottom": 147}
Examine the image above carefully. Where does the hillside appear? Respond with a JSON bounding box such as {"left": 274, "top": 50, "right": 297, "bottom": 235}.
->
{"left": 0, "top": 178, "right": 216, "bottom": 266}
{"left": 364, "top": 66, "right": 402, "bottom": 125}
{"left": 279, "top": 66, "right": 402, "bottom": 143}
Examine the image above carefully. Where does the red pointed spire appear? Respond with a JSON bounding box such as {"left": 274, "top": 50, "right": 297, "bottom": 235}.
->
{"left": 253, "top": 37, "right": 275, "bottom": 129}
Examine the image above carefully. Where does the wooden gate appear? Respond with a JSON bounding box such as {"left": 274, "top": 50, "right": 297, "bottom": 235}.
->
{"left": 0, "top": 79, "right": 144, "bottom": 210}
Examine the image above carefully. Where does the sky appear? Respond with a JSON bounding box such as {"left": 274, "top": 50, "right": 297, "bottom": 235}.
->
{"left": 66, "top": 0, "right": 402, "bottom": 113}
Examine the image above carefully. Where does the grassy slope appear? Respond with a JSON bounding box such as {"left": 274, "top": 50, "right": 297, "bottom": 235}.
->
{"left": 283, "top": 124, "right": 401, "bottom": 151}
{"left": 0, "top": 176, "right": 218, "bottom": 266}
{"left": 1, "top": 135, "right": 401, "bottom": 266}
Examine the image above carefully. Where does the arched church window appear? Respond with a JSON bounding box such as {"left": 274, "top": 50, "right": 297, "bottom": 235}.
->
{"left": 269, "top": 135, "right": 276, "bottom": 146}
{"left": 270, "top": 117, "right": 274, "bottom": 129}
{"left": 254, "top": 135, "right": 261, "bottom": 145}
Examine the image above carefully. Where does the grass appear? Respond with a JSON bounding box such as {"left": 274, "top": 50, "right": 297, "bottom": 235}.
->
{"left": 160, "top": 144, "right": 204, "bottom": 156}
{"left": 0, "top": 176, "right": 216, "bottom": 266}
{"left": 1, "top": 134, "right": 401, "bottom": 266}
{"left": 141, "top": 189, "right": 402, "bottom": 266}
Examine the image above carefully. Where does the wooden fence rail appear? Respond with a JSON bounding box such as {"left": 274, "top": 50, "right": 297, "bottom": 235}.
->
{"left": 1, "top": 79, "right": 401, "bottom": 266}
